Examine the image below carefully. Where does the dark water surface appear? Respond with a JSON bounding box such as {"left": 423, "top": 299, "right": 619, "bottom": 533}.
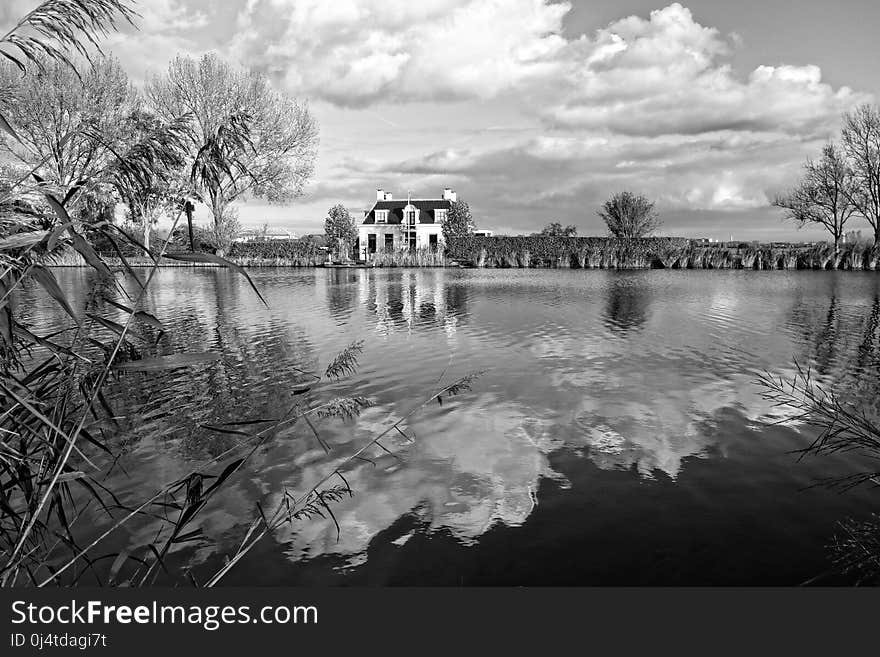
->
{"left": 20, "top": 268, "right": 880, "bottom": 585}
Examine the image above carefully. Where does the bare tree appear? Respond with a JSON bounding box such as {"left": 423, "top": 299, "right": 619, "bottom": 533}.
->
{"left": 774, "top": 143, "right": 857, "bottom": 252}
{"left": 598, "top": 191, "right": 661, "bottom": 239}
{"left": 0, "top": 55, "right": 134, "bottom": 191}
{"left": 145, "top": 53, "right": 319, "bottom": 252}
{"left": 841, "top": 104, "right": 880, "bottom": 245}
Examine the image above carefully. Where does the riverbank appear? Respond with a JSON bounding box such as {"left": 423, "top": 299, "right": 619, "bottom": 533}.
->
{"left": 50, "top": 237, "right": 880, "bottom": 270}
{"left": 446, "top": 236, "right": 880, "bottom": 270}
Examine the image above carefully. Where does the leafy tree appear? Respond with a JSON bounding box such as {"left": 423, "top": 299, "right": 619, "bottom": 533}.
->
{"left": 841, "top": 104, "right": 880, "bottom": 245}
{"left": 537, "top": 222, "right": 577, "bottom": 237}
{"left": 146, "top": 53, "right": 319, "bottom": 253}
{"left": 774, "top": 143, "right": 857, "bottom": 252}
{"left": 442, "top": 199, "right": 475, "bottom": 244}
{"left": 598, "top": 191, "right": 661, "bottom": 239}
{"left": 324, "top": 203, "right": 357, "bottom": 260}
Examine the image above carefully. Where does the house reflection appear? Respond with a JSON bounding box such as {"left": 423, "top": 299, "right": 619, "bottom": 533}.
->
{"left": 358, "top": 270, "right": 469, "bottom": 336}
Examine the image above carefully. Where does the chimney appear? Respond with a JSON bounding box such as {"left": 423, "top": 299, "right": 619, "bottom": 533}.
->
{"left": 377, "top": 188, "right": 384, "bottom": 201}
{"left": 384, "top": 191, "right": 393, "bottom": 201}
{"left": 443, "top": 188, "right": 457, "bottom": 202}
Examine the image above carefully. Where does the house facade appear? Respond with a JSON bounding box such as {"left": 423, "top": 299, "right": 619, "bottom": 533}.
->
{"left": 358, "top": 188, "right": 456, "bottom": 260}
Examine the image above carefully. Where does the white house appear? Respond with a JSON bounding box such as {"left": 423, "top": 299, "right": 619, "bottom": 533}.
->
{"left": 358, "top": 188, "right": 456, "bottom": 260}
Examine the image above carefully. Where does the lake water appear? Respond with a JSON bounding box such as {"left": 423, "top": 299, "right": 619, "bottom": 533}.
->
{"left": 20, "top": 268, "right": 880, "bottom": 585}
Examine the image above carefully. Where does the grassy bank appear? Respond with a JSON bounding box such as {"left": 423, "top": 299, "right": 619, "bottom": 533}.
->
{"left": 446, "top": 236, "right": 880, "bottom": 270}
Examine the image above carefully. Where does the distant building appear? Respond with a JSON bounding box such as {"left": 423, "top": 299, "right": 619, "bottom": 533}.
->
{"left": 235, "top": 227, "right": 294, "bottom": 242}
{"left": 358, "top": 188, "right": 456, "bottom": 260}
{"left": 474, "top": 230, "right": 494, "bottom": 237}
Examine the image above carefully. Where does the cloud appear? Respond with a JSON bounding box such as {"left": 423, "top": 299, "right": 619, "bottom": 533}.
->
{"left": 229, "top": 0, "right": 570, "bottom": 107}
{"left": 214, "top": 1, "right": 870, "bottom": 224}
{"left": 539, "top": 4, "right": 864, "bottom": 138}
{"left": 223, "top": 2, "right": 866, "bottom": 141}
{"left": 328, "top": 126, "right": 819, "bottom": 220}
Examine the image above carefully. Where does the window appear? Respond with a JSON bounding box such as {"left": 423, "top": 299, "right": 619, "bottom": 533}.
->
{"left": 384, "top": 234, "right": 394, "bottom": 251}
{"left": 435, "top": 209, "right": 447, "bottom": 223}
{"left": 429, "top": 233, "right": 438, "bottom": 251}
{"left": 405, "top": 210, "right": 416, "bottom": 225}
{"left": 367, "top": 234, "right": 377, "bottom": 254}
{"left": 376, "top": 210, "right": 388, "bottom": 223}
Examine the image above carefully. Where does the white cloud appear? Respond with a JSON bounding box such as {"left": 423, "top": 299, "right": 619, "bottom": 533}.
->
{"left": 222, "top": 0, "right": 864, "bottom": 145}
{"left": 540, "top": 4, "right": 864, "bottom": 138}
{"left": 230, "top": 0, "right": 570, "bottom": 106}
{"left": 208, "top": 1, "right": 871, "bottom": 220}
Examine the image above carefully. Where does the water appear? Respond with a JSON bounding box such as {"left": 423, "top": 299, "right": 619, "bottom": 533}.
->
{"left": 18, "top": 268, "right": 880, "bottom": 585}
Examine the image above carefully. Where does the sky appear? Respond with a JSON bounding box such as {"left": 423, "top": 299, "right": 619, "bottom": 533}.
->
{"left": 3, "top": 0, "right": 879, "bottom": 240}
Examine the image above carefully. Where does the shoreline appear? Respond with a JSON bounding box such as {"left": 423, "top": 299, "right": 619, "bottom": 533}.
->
{"left": 49, "top": 237, "right": 880, "bottom": 271}
{"left": 49, "top": 259, "right": 880, "bottom": 271}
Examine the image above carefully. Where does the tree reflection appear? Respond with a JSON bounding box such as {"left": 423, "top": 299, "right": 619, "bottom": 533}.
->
{"left": 786, "top": 276, "right": 880, "bottom": 418}
{"left": 97, "top": 270, "right": 318, "bottom": 462}
{"left": 325, "top": 269, "right": 358, "bottom": 323}
{"left": 602, "top": 274, "right": 651, "bottom": 334}
{"left": 444, "top": 280, "right": 469, "bottom": 320}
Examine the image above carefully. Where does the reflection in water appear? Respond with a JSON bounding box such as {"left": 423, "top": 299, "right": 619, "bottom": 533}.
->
{"left": 325, "top": 269, "right": 359, "bottom": 323}
{"left": 785, "top": 275, "right": 880, "bottom": 419}
{"left": 17, "top": 268, "right": 880, "bottom": 584}
{"left": 362, "top": 270, "right": 468, "bottom": 337}
{"left": 602, "top": 273, "right": 652, "bottom": 333}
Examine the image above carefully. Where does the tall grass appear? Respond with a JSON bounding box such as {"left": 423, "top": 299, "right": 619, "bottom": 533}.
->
{"left": 367, "top": 247, "right": 447, "bottom": 267}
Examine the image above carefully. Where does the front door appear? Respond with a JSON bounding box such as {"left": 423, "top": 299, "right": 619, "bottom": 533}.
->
{"left": 367, "top": 234, "right": 376, "bottom": 254}
{"left": 429, "top": 233, "right": 438, "bottom": 251}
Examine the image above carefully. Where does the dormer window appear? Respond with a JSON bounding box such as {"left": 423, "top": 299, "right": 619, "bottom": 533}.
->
{"left": 435, "top": 209, "right": 447, "bottom": 223}
{"left": 403, "top": 204, "right": 417, "bottom": 226}
{"left": 376, "top": 210, "right": 388, "bottom": 223}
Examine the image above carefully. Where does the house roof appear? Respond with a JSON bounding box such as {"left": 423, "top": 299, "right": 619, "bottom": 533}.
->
{"left": 362, "top": 199, "right": 452, "bottom": 224}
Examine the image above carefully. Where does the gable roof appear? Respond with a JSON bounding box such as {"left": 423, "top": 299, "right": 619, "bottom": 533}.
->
{"left": 363, "top": 199, "right": 452, "bottom": 224}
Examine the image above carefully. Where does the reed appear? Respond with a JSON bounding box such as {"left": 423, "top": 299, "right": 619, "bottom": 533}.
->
{"left": 757, "top": 364, "right": 880, "bottom": 584}
{"left": 367, "top": 248, "right": 448, "bottom": 268}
